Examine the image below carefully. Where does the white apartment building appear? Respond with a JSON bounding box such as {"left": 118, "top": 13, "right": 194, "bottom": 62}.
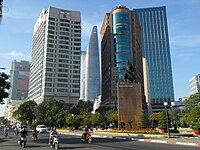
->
{"left": 28, "top": 7, "right": 81, "bottom": 104}
{"left": 4, "top": 100, "right": 25, "bottom": 127}
{"left": 189, "top": 74, "right": 200, "bottom": 95}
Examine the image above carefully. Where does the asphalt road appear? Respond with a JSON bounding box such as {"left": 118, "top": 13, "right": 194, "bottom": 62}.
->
{"left": 0, "top": 131, "right": 199, "bottom": 150}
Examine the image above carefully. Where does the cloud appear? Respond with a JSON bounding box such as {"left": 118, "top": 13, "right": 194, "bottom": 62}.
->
{"left": 0, "top": 51, "right": 31, "bottom": 60}
{"left": 170, "top": 35, "right": 200, "bottom": 48}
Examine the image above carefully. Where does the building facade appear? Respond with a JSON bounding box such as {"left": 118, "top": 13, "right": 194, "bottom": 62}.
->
{"left": 28, "top": 7, "right": 81, "bottom": 104}
{"left": 79, "top": 51, "right": 87, "bottom": 100}
{"left": 136, "top": 6, "right": 175, "bottom": 112}
{"left": 80, "top": 26, "right": 101, "bottom": 102}
{"left": 189, "top": 74, "right": 200, "bottom": 95}
{"left": 9, "top": 60, "right": 30, "bottom": 102}
{"left": 85, "top": 26, "right": 100, "bottom": 102}
{"left": 100, "top": 5, "right": 145, "bottom": 107}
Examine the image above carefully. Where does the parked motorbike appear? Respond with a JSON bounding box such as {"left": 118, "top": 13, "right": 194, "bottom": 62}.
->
{"left": 49, "top": 134, "right": 60, "bottom": 149}
{"left": 81, "top": 132, "right": 92, "bottom": 144}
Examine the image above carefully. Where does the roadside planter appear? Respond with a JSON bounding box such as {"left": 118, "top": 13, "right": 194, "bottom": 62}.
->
{"left": 193, "top": 129, "right": 200, "bottom": 135}
{"left": 160, "top": 128, "right": 167, "bottom": 133}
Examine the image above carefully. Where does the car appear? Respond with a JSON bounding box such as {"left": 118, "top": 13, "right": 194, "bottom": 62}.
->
{"left": 36, "top": 125, "right": 48, "bottom": 133}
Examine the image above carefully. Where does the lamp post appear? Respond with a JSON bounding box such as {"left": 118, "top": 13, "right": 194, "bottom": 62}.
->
{"left": 0, "top": 67, "right": 5, "bottom": 70}
{"left": 71, "top": 114, "right": 74, "bottom": 129}
{"left": 164, "top": 102, "right": 170, "bottom": 138}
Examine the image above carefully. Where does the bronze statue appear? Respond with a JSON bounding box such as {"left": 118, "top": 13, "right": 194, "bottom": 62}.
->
{"left": 120, "top": 60, "right": 135, "bottom": 83}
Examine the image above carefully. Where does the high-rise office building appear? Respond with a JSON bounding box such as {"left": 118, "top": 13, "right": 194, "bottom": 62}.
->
{"left": 9, "top": 60, "right": 30, "bottom": 102}
{"left": 79, "top": 51, "right": 87, "bottom": 100}
{"left": 100, "top": 5, "right": 145, "bottom": 107}
{"left": 80, "top": 26, "right": 100, "bottom": 102}
{"left": 189, "top": 74, "right": 200, "bottom": 95}
{"left": 85, "top": 26, "right": 100, "bottom": 102}
{"left": 136, "top": 6, "right": 175, "bottom": 112}
{"left": 28, "top": 7, "right": 81, "bottom": 104}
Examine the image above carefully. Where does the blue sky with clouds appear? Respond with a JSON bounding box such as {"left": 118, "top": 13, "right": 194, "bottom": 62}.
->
{"left": 0, "top": 0, "right": 200, "bottom": 116}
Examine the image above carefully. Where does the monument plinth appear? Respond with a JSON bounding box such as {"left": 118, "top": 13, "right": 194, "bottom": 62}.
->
{"left": 117, "top": 82, "right": 144, "bottom": 129}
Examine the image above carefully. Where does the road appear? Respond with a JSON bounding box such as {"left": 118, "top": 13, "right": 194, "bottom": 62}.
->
{"left": 0, "top": 130, "right": 199, "bottom": 150}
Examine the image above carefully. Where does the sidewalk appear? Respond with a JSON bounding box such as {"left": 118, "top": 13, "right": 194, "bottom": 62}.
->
{"left": 58, "top": 129, "right": 200, "bottom": 148}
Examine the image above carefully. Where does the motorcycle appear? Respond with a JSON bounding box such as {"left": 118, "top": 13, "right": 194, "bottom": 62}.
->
{"left": 32, "top": 132, "right": 38, "bottom": 140}
{"left": 81, "top": 132, "right": 92, "bottom": 144}
{"left": 19, "top": 135, "right": 27, "bottom": 148}
{"left": 4, "top": 130, "right": 8, "bottom": 137}
{"left": 49, "top": 134, "right": 60, "bottom": 150}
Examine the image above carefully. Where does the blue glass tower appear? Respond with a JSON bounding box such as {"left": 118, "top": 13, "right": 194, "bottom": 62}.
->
{"left": 136, "top": 6, "right": 175, "bottom": 111}
{"left": 112, "top": 8, "right": 131, "bottom": 79}
{"left": 101, "top": 5, "right": 145, "bottom": 107}
{"left": 85, "top": 26, "right": 100, "bottom": 102}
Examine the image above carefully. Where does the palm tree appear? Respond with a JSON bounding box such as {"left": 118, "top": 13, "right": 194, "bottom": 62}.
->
{"left": 148, "top": 113, "right": 159, "bottom": 129}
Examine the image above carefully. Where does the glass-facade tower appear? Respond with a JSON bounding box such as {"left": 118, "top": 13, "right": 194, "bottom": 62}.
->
{"left": 85, "top": 26, "right": 100, "bottom": 102}
{"left": 136, "top": 6, "right": 174, "bottom": 111}
{"left": 112, "top": 10, "right": 131, "bottom": 79}
{"left": 101, "top": 5, "right": 145, "bottom": 107}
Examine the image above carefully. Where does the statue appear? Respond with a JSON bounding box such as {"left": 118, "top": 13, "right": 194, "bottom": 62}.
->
{"left": 120, "top": 60, "right": 135, "bottom": 83}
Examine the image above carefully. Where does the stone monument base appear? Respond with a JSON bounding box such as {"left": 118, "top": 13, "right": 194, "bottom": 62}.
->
{"left": 117, "top": 82, "right": 144, "bottom": 129}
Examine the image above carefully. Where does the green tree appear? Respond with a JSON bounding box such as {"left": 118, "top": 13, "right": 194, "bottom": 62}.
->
{"left": 2, "top": 118, "right": 10, "bottom": 126}
{"left": 69, "top": 100, "right": 93, "bottom": 115}
{"left": 91, "top": 112, "right": 107, "bottom": 127}
{"left": 13, "top": 100, "right": 37, "bottom": 125}
{"left": 181, "top": 92, "right": 200, "bottom": 129}
{"left": 138, "top": 112, "right": 149, "bottom": 128}
{"left": 105, "top": 109, "right": 118, "bottom": 127}
{"left": 184, "top": 92, "right": 200, "bottom": 111}
{"left": 168, "top": 108, "right": 180, "bottom": 131}
{"left": 0, "top": 72, "right": 11, "bottom": 104}
{"left": 182, "top": 105, "right": 200, "bottom": 130}
{"left": 158, "top": 111, "right": 170, "bottom": 129}
{"left": 34, "top": 98, "right": 67, "bottom": 127}
{"left": 148, "top": 112, "right": 159, "bottom": 129}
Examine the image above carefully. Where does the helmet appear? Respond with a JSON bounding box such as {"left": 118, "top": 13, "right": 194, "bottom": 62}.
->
{"left": 53, "top": 127, "right": 56, "bottom": 131}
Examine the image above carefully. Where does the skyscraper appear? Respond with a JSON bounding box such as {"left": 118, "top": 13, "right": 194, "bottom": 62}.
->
{"left": 136, "top": 6, "right": 175, "bottom": 111}
{"left": 79, "top": 51, "right": 87, "bottom": 100}
{"left": 100, "top": 5, "right": 145, "bottom": 107}
{"left": 80, "top": 26, "right": 100, "bottom": 102}
{"left": 9, "top": 60, "right": 30, "bottom": 101}
{"left": 28, "top": 7, "right": 81, "bottom": 104}
{"left": 189, "top": 74, "right": 200, "bottom": 95}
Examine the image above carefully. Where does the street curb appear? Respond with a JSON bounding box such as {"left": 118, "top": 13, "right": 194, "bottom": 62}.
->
{"left": 60, "top": 132, "right": 200, "bottom": 148}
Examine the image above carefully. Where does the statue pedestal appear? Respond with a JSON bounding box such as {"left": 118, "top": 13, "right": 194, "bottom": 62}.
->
{"left": 117, "top": 82, "right": 144, "bottom": 129}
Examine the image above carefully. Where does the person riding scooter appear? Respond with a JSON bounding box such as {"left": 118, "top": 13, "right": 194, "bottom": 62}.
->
{"left": 4, "top": 126, "right": 8, "bottom": 137}
{"left": 19, "top": 126, "right": 28, "bottom": 147}
{"left": 32, "top": 128, "right": 38, "bottom": 140}
{"left": 82, "top": 126, "right": 90, "bottom": 141}
{"left": 49, "top": 127, "right": 59, "bottom": 145}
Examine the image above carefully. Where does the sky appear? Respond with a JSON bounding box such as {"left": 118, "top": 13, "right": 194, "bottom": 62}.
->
{"left": 0, "top": 0, "right": 200, "bottom": 117}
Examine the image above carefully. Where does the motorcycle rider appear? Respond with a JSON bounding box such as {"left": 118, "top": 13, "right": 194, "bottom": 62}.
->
{"left": 32, "top": 128, "right": 38, "bottom": 140}
{"left": 82, "top": 125, "right": 90, "bottom": 141}
{"left": 4, "top": 126, "right": 8, "bottom": 137}
{"left": 19, "top": 126, "right": 28, "bottom": 147}
{"left": 14, "top": 126, "right": 19, "bottom": 135}
{"left": 49, "top": 127, "right": 59, "bottom": 145}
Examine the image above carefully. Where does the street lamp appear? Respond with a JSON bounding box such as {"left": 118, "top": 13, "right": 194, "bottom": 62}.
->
{"left": 164, "top": 102, "right": 170, "bottom": 138}
{"left": 71, "top": 114, "right": 74, "bottom": 129}
{"left": 0, "top": 67, "right": 5, "bottom": 70}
